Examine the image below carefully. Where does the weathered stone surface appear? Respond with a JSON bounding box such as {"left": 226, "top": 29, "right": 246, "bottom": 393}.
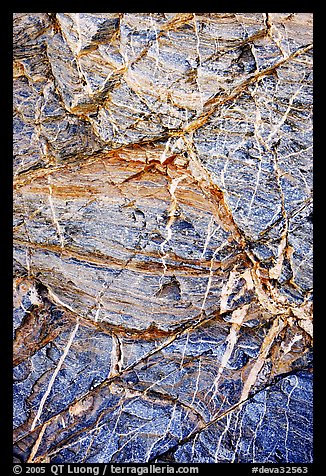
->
{"left": 13, "top": 13, "right": 313, "bottom": 464}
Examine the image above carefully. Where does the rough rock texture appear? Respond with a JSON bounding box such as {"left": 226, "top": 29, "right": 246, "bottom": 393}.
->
{"left": 13, "top": 13, "right": 313, "bottom": 463}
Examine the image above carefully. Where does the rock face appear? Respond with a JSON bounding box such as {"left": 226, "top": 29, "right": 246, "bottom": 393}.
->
{"left": 13, "top": 13, "right": 313, "bottom": 463}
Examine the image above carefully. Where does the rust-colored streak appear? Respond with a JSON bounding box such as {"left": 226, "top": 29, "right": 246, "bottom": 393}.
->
{"left": 13, "top": 238, "right": 247, "bottom": 277}
{"left": 13, "top": 309, "right": 72, "bottom": 367}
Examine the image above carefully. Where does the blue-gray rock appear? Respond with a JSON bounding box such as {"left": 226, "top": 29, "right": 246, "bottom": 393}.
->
{"left": 13, "top": 12, "right": 313, "bottom": 464}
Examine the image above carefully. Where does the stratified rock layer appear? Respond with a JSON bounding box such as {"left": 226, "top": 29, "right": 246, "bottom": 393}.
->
{"left": 13, "top": 13, "right": 313, "bottom": 463}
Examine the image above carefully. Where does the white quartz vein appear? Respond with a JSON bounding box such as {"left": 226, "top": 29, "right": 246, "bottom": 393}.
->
{"left": 159, "top": 174, "right": 187, "bottom": 281}
{"left": 284, "top": 375, "right": 299, "bottom": 461}
{"left": 30, "top": 319, "right": 80, "bottom": 431}
{"left": 47, "top": 177, "right": 65, "bottom": 249}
